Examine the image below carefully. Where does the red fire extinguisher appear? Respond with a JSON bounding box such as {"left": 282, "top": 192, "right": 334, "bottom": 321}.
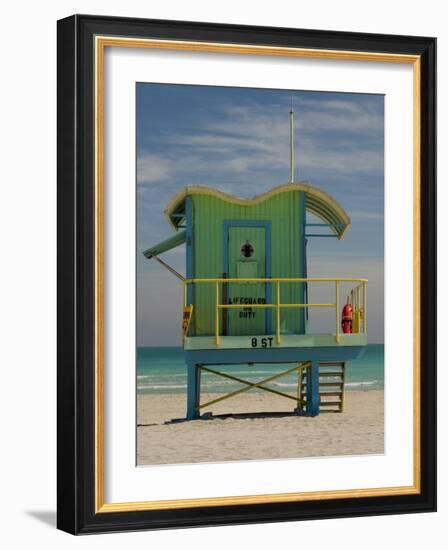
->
{"left": 341, "top": 303, "right": 353, "bottom": 334}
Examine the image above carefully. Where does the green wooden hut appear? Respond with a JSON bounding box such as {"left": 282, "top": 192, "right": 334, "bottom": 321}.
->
{"left": 144, "top": 183, "right": 367, "bottom": 419}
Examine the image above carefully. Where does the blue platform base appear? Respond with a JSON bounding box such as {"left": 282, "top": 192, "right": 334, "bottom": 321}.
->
{"left": 184, "top": 346, "right": 365, "bottom": 420}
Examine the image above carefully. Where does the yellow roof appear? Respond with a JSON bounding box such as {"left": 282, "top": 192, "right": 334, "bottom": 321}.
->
{"left": 164, "top": 183, "right": 351, "bottom": 239}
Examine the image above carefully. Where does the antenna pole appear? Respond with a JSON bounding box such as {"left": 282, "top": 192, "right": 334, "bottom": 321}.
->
{"left": 289, "top": 108, "right": 295, "bottom": 183}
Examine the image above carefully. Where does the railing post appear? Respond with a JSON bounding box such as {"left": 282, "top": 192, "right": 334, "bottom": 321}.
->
{"left": 221, "top": 272, "right": 228, "bottom": 336}
{"left": 363, "top": 281, "right": 367, "bottom": 334}
{"left": 335, "top": 281, "right": 340, "bottom": 343}
{"left": 215, "top": 282, "right": 220, "bottom": 345}
{"left": 357, "top": 285, "right": 361, "bottom": 333}
{"left": 276, "top": 281, "right": 281, "bottom": 344}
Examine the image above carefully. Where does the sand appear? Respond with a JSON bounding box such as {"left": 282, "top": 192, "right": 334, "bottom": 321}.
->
{"left": 137, "top": 390, "right": 384, "bottom": 465}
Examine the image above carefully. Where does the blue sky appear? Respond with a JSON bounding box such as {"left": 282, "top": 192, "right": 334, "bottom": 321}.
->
{"left": 136, "top": 84, "right": 384, "bottom": 345}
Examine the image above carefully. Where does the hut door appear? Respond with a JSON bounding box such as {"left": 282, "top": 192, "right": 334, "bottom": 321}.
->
{"left": 226, "top": 225, "right": 268, "bottom": 336}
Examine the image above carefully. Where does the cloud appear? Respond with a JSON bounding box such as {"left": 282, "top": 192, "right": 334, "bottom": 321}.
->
{"left": 139, "top": 97, "right": 383, "bottom": 190}
{"left": 137, "top": 154, "right": 171, "bottom": 184}
{"left": 350, "top": 210, "right": 384, "bottom": 223}
{"left": 210, "top": 97, "right": 383, "bottom": 137}
{"left": 292, "top": 97, "right": 383, "bottom": 133}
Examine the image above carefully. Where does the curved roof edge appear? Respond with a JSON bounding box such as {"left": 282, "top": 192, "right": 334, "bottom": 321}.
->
{"left": 164, "top": 183, "right": 351, "bottom": 239}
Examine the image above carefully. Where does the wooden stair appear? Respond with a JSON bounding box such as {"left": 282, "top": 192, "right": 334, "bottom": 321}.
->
{"left": 300, "top": 362, "right": 346, "bottom": 413}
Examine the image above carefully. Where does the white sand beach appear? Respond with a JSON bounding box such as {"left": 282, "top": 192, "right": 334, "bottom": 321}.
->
{"left": 137, "top": 390, "right": 384, "bottom": 465}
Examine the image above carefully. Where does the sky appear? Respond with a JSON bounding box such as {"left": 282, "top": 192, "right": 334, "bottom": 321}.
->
{"left": 136, "top": 84, "right": 384, "bottom": 346}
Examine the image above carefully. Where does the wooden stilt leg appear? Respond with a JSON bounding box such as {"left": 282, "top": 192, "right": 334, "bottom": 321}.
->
{"left": 307, "top": 360, "right": 320, "bottom": 416}
{"left": 186, "top": 363, "right": 201, "bottom": 420}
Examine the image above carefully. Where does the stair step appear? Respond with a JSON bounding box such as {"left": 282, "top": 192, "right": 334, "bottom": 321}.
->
{"left": 302, "top": 401, "right": 341, "bottom": 407}
{"left": 302, "top": 373, "right": 344, "bottom": 380}
{"left": 301, "top": 378, "right": 344, "bottom": 384}
{"left": 302, "top": 388, "right": 344, "bottom": 396}
{"left": 302, "top": 395, "right": 341, "bottom": 405}
{"left": 299, "top": 362, "right": 346, "bottom": 413}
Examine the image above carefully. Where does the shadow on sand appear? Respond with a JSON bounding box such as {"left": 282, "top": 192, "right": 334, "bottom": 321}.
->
{"left": 138, "top": 410, "right": 313, "bottom": 427}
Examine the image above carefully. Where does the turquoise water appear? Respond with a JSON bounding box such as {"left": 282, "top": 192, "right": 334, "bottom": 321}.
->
{"left": 137, "top": 344, "right": 384, "bottom": 395}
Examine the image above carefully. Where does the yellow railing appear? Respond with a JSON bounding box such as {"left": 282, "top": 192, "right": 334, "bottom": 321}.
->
{"left": 349, "top": 282, "right": 367, "bottom": 334}
{"left": 183, "top": 278, "right": 367, "bottom": 345}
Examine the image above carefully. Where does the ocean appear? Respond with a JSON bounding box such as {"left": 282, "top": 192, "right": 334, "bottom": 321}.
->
{"left": 137, "top": 344, "right": 384, "bottom": 395}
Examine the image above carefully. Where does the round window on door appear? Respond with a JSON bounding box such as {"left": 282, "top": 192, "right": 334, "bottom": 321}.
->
{"left": 240, "top": 240, "right": 255, "bottom": 258}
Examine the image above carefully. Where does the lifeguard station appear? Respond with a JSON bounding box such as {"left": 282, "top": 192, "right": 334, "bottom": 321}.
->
{"left": 143, "top": 111, "right": 367, "bottom": 419}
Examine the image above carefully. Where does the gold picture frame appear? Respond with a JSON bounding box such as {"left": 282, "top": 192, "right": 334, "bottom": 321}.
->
{"left": 58, "top": 15, "right": 436, "bottom": 534}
